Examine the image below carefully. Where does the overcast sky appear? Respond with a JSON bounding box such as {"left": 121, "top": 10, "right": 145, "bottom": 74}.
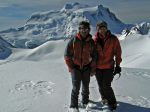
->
{"left": 0, "top": 0, "right": 149, "bottom": 31}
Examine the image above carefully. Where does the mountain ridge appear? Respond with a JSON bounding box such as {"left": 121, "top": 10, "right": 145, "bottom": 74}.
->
{"left": 0, "top": 3, "right": 130, "bottom": 48}
{"left": 0, "top": 3, "right": 149, "bottom": 49}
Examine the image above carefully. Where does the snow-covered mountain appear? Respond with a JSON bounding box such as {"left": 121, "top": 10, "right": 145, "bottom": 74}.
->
{"left": 0, "top": 36, "right": 13, "bottom": 59}
{"left": 0, "top": 2, "right": 130, "bottom": 48}
{"left": 121, "top": 22, "right": 150, "bottom": 37}
{"left": 130, "top": 22, "right": 150, "bottom": 35}
{"left": 0, "top": 36, "right": 13, "bottom": 48}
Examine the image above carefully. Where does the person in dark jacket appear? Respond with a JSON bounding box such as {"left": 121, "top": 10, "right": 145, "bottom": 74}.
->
{"left": 64, "top": 21, "right": 97, "bottom": 111}
{"left": 94, "top": 21, "right": 122, "bottom": 111}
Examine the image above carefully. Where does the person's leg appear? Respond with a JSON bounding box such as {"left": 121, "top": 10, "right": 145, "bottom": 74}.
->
{"left": 70, "top": 68, "right": 82, "bottom": 108}
{"left": 102, "top": 69, "right": 117, "bottom": 110}
{"left": 95, "top": 69, "right": 106, "bottom": 100}
{"left": 81, "top": 67, "right": 91, "bottom": 104}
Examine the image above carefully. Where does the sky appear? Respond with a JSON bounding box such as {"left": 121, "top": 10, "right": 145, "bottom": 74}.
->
{"left": 0, "top": 0, "right": 150, "bottom": 31}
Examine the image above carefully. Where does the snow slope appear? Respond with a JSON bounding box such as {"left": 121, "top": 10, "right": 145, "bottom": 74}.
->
{"left": 0, "top": 39, "right": 150, "bottom": 112}
{"left": 120, "top": 34, "right": 150, "bottom": 69}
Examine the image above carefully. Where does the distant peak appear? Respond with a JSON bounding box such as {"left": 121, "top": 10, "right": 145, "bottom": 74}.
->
{"left": 137, "top": 22, "right": 149, "bottom": 27}
{"left": 61, "top": 2, "right": 89, "bottom": 12}
{"left": 63, "top": 3, "right": 73, "bottom": 10}
{"left": 72, "top": 2, "right": 80, "bottom": 6}
{"left": 97, "top": 4, "right": 104, "bottom": 9}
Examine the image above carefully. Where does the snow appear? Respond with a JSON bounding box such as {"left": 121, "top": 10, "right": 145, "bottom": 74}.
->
{"left": 0, "top": 2, "right": 150, "bottom": 112}
{"left": 121, "top": 34, "right": 150, "bottom": 69}
{"left": 0, "top": 36, "right": 150, "bottom": 112}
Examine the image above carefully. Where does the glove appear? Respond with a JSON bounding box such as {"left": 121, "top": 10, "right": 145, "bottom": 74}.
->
{"left": 113, "top": 65, "right": 121, "bottom": 76}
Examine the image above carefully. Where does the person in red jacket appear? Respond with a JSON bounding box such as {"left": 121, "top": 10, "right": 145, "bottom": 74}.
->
{"left": 94, "top": 21, "right": 122, "bottom": 111}
{"left": 64, "top": 21, "right": 97, "bottom": 111}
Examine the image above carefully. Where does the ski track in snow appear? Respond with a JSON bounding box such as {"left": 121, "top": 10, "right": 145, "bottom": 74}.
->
{"left": 122, "top": 69, "right": 150, "bottom": 79}
{"left": 0, "top": 59, "right": 16, "bottom": 65}
{"left": 116, "top": 95, "right": 150, "bottom": 108}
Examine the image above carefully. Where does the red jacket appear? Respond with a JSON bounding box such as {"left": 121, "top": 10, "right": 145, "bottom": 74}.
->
{"left": 64, "top": 33, "right": 97, "bottom": 72}
{"left": 94, "top": 31, "right": 122, "bottom": 69}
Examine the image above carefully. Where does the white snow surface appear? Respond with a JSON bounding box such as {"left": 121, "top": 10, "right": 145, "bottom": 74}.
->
{"left": 0, "top": 34, "right": 150, "bottom": 112}
{"left": 120, "top": 34, "right": 150, "bottom": 69}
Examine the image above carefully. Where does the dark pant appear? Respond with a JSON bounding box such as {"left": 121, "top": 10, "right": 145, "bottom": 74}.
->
{"left": 95, "top": 68, "right": 117, "bottom": 107}
{"left": 70, "top": 66, "right": 91, "bottom": 108}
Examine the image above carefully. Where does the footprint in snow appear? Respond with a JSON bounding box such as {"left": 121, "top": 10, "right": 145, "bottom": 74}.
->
{"left": 10, "top": 80, "right": 55, "bottom": 96}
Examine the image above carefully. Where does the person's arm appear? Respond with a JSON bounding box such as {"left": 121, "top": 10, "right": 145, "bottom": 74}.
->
{"left": 64, "top": 38, "right": 74, "bottom": 72}
{"left": 90, "top": 40, "right": 98, "bottom": 75}
{"left": 114, "top": 37, "right": 122, "bottom": 66}
{"left": 114, "top": 37, "right": 122, "bottom": 75}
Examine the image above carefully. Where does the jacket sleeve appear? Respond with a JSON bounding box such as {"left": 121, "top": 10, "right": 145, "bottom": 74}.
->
{"left": 64, "top": 38, "right": 74, "bottom": 72}
{"left": 114, "top": 37, "right": 122, "bottom": 66}
{"left": 90, "top": 40, "right": 98, "bottom": 72}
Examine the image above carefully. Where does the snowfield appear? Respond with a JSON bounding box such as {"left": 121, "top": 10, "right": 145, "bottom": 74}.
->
{"left": 0, "top": 38, "right": 150, "bottom": 112}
